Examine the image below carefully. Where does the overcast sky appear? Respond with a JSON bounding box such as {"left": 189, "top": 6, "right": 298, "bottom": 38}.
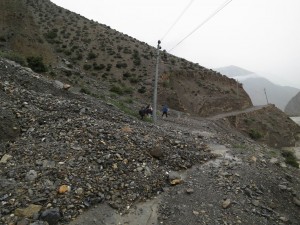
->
{"left": 51, "top": 0, "right": 300, "bottom": 89}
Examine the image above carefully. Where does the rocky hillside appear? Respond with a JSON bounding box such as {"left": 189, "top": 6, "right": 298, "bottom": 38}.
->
{"left": 0, "top": 0, "right": 252, "bottom": 117}
{"left": 211, "top": 105, "right": 300, "bottom": 148}
{"left": 1, "top": 58, "right": 300, "bottom": 225}
{"left": 285, "top": 92, "right": 300, "bottom": 116}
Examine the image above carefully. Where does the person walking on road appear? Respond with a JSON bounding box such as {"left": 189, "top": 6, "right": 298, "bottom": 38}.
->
{"left": 162, "top": 105, "right": 169, "bottom": 118}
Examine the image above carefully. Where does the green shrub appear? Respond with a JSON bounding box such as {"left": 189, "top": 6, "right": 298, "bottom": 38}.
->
{"left": 80, "top": 87, "right": 91, "bottom": 95}
{"left": 282, "top": 151, "right": 299, "bottom": 168}
{"left": 129, "top": 77, "right": 139, "bottom": 84}
{"left": 123, "top": 72, "right": 131, "bottom": 79}
{"left": 87, "top": 52, "right": 97, "bottom": 60}
{"left": 116, "top": 62, "right": 127, "bottom": 68}
{"left": 93, "top": 63, "right": 105, "bottom": 70}
{"left": 44, "top": 29, "right": 58, "bottom": 43}
{"left": 83, "top": 64, "right": 92, "bottom": 70}
{"left": 110, "top": 85, "right": 123, "bottom": 95}
{"left": 26, "top": 56, "right": 47, "bottom": 73}
{"left": 110, "top": 84, "right": 133, "bottom": 95}
{"left": 133, "top": 50, "right": 141, "bottom": 66}
{"left": 138, "top": 86, "right": 146, "bottom": 94}
{"left": 248, "top": 129, "right": 262, "bottom": 140}
{"left": 106, "top": 64, "right": 112, "bottom": 72}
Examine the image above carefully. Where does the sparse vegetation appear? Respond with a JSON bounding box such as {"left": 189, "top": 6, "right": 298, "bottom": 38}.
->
{"left": 80, "top": 87, "right": 92, "bottom": 95}
{"left": 281, "top": 151, "right": 299, "bottom": 168}
{"left": 248, "top": 129, "right": 262, "bottom": 140}
{"left": 110, "top": 84, "right": 134, "bottom": 95}
{"left": 87, "top": 52, "right": 97, "bottom": 60}
{"left": 138, "top": 86, "right": 146, "bottom": 94}
{"left": 26, "top": 56, "right": 47, "bottom": 73}
{"left": 44, "top": 29, "right": 58, "bottom": 43}
{"left": 83, "top": 64, "right": 92, "bottom": 70}
{"left": 0, "top": 51, "right": 26, "bottom": 66}
{"left": 132, "top": 50, "right": 141, "bottom": 66}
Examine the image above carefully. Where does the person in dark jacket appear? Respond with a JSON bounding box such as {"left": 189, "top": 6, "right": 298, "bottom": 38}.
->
{"left": 162, "top": 105, "right": 168, "bottom": 118}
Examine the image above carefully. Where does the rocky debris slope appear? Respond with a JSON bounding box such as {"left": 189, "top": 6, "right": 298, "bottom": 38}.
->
{"left": 0, "top": 58, "right": 299, "bottom": 225}
{"left": 0, "top": 58, "right": 214, "bottom": 224}
{"left": 70, "top": 116, "right": 300, "bottom": 225}
{"left": 158, "top": 143, "right": 300, "bottom": 225}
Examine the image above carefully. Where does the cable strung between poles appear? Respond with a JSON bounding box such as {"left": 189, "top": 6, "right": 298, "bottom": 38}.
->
{"left": 161, "top": 0, "right": 195, "bottom": 41}
{"left": 168, "top": 0, "right": 234, "bottom": 52}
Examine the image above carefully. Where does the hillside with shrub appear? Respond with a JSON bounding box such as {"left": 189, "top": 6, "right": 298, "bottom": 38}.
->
{"left": 0, "top": 0, "right": 252, "bottom": 116}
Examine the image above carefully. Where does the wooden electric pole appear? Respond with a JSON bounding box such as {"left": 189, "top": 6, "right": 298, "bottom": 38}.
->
{"left": 264, "top": 88, "right": 269, "bottom": 104}
{"left": 153, "top": 40, "right": 161, "bottom": 123}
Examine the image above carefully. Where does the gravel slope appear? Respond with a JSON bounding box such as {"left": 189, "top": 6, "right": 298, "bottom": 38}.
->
{"left": 0, "top": 58, "right": 299, "bottom": 225}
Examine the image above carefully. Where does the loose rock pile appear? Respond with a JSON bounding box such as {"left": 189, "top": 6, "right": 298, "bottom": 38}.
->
{"left": 0, "top": 59, "right": 214, "bottom": 224}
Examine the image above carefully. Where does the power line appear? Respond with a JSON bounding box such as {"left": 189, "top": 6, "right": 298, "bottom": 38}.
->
{"left": 161, "top": 0, "right": 195, "bottom": 41}
{"left": 168, "top": 0, "right": 234, "bottom": 52}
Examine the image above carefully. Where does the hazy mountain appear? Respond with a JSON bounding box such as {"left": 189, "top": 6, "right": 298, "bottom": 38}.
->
{"left": 216, "top": 65, "right": 254, "bottom": 77}
{"left": 285, "top": 91, "right": 300, "bottom": 116}
{"left": 215, "top": 66, "right": 300, "bottom": 111}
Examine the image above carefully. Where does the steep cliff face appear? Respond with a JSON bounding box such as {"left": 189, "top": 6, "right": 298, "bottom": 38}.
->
{"left": 285, "top": 92, "right": 300, "bottom": 116}
{"left": 158, "top": 70, "right": 252, "bottom": 117}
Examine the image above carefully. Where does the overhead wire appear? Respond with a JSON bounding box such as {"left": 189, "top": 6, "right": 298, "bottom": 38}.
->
{"left": 160, "top": 0, "right": 195, "bottom": 42}
{"left": 168, "top": 0, "right": 234, "bottom": 52}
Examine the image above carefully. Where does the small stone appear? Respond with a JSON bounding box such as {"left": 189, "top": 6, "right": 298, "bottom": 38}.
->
{"left": 14, "top": 204, "right": 42, "bottom": 218}
{"left": 250, "top": 156, "right": 257, "bottom": 162}
{"left": 293, "top": 197, "right": 300, "bottom": 207}
{"left": 58, "top": 185, "right": 71, "bottom": 194}
{"left": 25, "top": 170, "right": 38, "bottom": 181}
{"left": 251, "top": 200, "right": 260, "bottom": 206}
{"left": 17, "top": 218, "right": 30, "bottom": 225}
{"left": 279, "top": 216, "right": 289, "bottom": 222}
{"left": 0, "top": 154, "right": 12, "bottom": 163}
{"left": 112, "top": 163, "right": 118, "bottom": 169}
{"left": 280, "top": 162, "right": 287, "bottom": 168}
{"left": 278, "top": 185, "right": 287, "bottom": 191}
{"left": 186, "top": 188, "right": 194, "bottom": 194}
{"left": 39, "top": 208, "right": 62, "bottom": 225}
{"left": 75, "top": 188, "right": 84, "bottom": 195}
{"left": 192, "top": 210, "right": 199, "bottom": 215}
{"left": 149, "top": 147, "right": 164, "bottom": 159}
{"left": 63, "top": 84, "right": 71, "bottom": 90}
{"left": 222, "top": 199, "right": 231, "bottom": 209}
{"left": 170, "top": 179, "right": 182, "bottom": 185}
{"left": 270, "top": 157, "right": 278, "bottom": 164}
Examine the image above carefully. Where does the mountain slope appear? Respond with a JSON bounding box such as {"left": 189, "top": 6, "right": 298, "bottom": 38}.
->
{"left": 215, "top": 65, "right": 254, "bottom": 77}
{"left": 243, "top": 77, "right": 299, "bottom": 110}
{"left": 0, "top": 0, "right": 252, "bottom": 117}
{"left": 285, "top": 91, "right": 300, "bottom": 116}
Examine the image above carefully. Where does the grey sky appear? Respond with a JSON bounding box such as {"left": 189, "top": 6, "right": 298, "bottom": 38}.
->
{"left": 51, "top": 0, "right": 300, "bottom": 89}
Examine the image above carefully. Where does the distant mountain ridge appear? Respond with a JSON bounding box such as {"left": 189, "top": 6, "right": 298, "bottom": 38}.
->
{"left": 216, "top": 65, "right": 254, "bottom": 77}
{"left": 215, "top": 66, "right": 300, "bottom": 111}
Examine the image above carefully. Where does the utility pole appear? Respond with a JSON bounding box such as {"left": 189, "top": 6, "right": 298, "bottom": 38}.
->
{"left": 264, "top": 88, "right": 269, "bottom": 104}
{"left": 153, "top": 40, "right": 161, "bottom": 123}
{"left": 236, "top": 79, "right": 239, "bottom": 99}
